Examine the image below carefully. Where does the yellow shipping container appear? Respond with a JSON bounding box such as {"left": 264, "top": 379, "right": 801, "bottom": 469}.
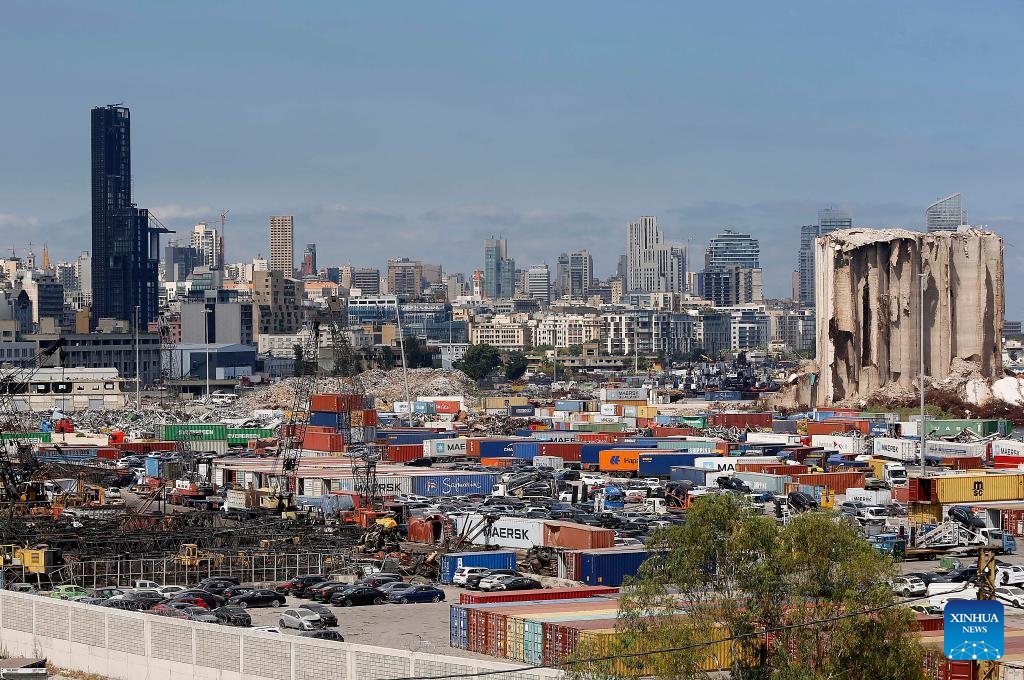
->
{"left": 578, "top": 630, "right": 741, "bottom": 674}
{"left": 606, "top": 400, "right": 648, "bottom": 408}
{"left": 933, "top": 473, "right": 1024, "bottom": 504}
{"left": 484, "top": 396, "right": 529, "bottom": 410}
{"left": 637, "top": 406, "right": 659, "bottom": 418}
{"left": 909, "top": 502, "right": 943, "bottom": 523}
{"left": 506, "top": 616, "right": 526, "bottom": 662}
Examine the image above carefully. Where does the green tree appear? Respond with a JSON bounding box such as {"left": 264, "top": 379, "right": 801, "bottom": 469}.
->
{"left": 570, "top": 494, "right": 924, "bottom": 680}
{"left": 504, "top": 351, "right": 529, "bottom": 380}
{"left": 566, "top": 344, "right": 584, "bottom": 356}
{"left": 454, "top": 343, "right": 502, "bottom": 381}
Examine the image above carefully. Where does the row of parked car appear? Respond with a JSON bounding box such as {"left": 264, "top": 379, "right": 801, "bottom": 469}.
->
{"left": 277, "top": 573, "right": 448, "bottom": 605}
{"left": 451, "top": 567, "right": 542, "bottom": 591}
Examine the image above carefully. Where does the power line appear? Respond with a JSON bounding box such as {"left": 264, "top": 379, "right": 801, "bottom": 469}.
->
{"left": 380, "top": 586, "right": 972, "bottom": 680}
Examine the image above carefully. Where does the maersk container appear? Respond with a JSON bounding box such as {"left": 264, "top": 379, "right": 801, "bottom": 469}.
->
{"left": 991, "top": 440, "right": 1024, "bottom": 457}
{"left": 423, "top": 438, "right": 468, "bottom": 457}
{"left": 453, "top": 515, "right": 545, "bottom": 549}
{"left": 533, "top": 431, "right": 578, "bottom": 442}
{"left": 579, "top": 549, "right": 649, "bottom": 586}
{"left": 924, "top": 440, "right": 989, "bottom": 459}
{"left": 871, "top": 437, "right": 919, "bottom": 462}
{"left": 160, "top": 423, "right": 228, "bottom": 441}
{"left": 513, "top": 442, "right": 540, "bottom": 460}
{"left": 638, "top": 453, "right": 702, "bottom": 476}
{"left": 555, "top": 400, "right": 586, "bottom": 413}
{"left": 440, "top": 550, "right": 517, "bottom": 584}
{"left": 694, "top": 456, "right": 779, "bottom": 471}
{"left": 412, "top": 473, "right": 499, "bottom": 497}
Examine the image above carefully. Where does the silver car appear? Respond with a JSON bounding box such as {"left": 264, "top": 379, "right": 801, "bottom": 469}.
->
{"left": 279, "top": 608, "right": 324, "bottom": 631}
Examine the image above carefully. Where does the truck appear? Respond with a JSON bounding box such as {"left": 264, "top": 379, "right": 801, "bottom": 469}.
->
{"left": 866, "top": 458, "right": 908, "bottom": 487}
{"left": 868, "top": 507, "right": 1017, "bottom": 561}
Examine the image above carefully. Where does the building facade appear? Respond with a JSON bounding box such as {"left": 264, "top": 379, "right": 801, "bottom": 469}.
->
{"left": 626, "top": 216, "right": 686, "bottom": 294}
{"left": 483, "top": 238, "right": 516, "bottom": 300}
{"left": 268, "top": 215, "right": 295, "bottom": 273}
{"left": 926, "top": 193, "right": 965, "bottom": 232}
{"left": 525, "top": 264, "right": 551, "bottom": 304}
{"left": 190, "top": 223, "right": 223, "bottom": 269}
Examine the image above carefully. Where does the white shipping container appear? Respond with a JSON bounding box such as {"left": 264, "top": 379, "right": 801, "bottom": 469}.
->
{"left": 811, "top": 434, "right": 867, "bottom": 456}
{"left": 600, "top": 404, "right": 619, "bottom": 416}
{"left": 600, "top": 387, "right": 650, "bottom": 402}
{"left": 694, "top": 456, "right": 780, "bottom": 472}
{"left": 423, "top": 438, "right": 469, "bottom": 457}
{"left": 453, "top": 514, "right": 545, "bottom": 549}
{"left": 534, "top": 456, "right": 564, "bottom": 469}
{"left": 992, "top": 440, "right": 1024, "bottom": 457}
{"left": 745, "top": 432, "right": 801, "bottom": 445}
{"left": 332, "top": 475, "right": 413, "bottom": 496}
{"left": 843, "top": 487, "right": 893, "bottom": 505}
{"left": 898, "top": 421, "right": 920, "bottom": 437}
{"left": 592, "top": 415, "right": 621, "bottom": 424}
{"left": 871, "top": 437, "right": 919, "bottom": 462}
{"left": 393, "top": 402, "right": 411, "bottom": 414}
{"left": 925, "top": 440, "right": 989, "bottom": 458}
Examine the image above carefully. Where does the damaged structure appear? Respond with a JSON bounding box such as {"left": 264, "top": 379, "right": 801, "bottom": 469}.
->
{"left": 814, "top": 228, "right": 1004, "bottom": 405}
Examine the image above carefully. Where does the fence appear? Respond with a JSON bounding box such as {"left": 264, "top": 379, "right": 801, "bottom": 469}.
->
{"left": 0, "top": 589, "right": 564, "bottom": 680}
{"left": 57, "top": 551, "right": 350, "bottom": 589}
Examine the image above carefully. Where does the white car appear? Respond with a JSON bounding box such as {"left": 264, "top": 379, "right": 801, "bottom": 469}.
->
{"left": 157, "top": 585, "right": 187, "bottom": 596}
{"left": 477, "top": 572, "right": 520, "bottom": 591}
{"left": 105, "top": 487, "right": 122, "bottom": 499}
{"left": 997, "top": 586, "right": 1024, "bottom": 608}
{"left": 998, "top": 564, "right": 1024, "bottom": 586}
{"left": 279, "top": 608, "right": 324, "bottom": 631}
{"left": 452, "top": 567, "right": 489, "bottom": 586}
{"left": 890, "top": 576, "right": 927, "bottom": 597}
{"left": 252, "top": 626, "right": 283, "bottom": 635}
{"left": 861, "top": 507, "right": 889, "bottom": 524}
{"left": 580, "top": 473, "right": 604, "bottom": 486}
{"left": 615, "top": 537, "right": 644, "bottom": 547}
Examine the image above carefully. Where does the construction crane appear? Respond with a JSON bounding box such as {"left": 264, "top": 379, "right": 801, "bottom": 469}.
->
{"left": 274, "top": 320, "right": 322, "bottom": 513}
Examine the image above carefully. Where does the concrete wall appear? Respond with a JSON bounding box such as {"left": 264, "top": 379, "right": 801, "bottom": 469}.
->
{"left": 0, "top": 590, "right": 562, "bottom": 680}
{"left": 814, "top": 228, "right": 1004, "bottom": 405}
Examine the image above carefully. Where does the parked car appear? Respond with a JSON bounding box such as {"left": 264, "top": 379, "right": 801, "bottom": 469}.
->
{"left": 228, "top": 589, "right": 286, "bottom": 608}
{"left": 184, "top": 606, "right": 220, "bottom": 623}
{"left": 91, "top": 587, "right": 127, "bottom": 599}
{"left": 359, "top": 574, "right": 402, "bottom": 588}
{"left": 482, "top": 575, "right": 542, "bottom": 592}
{"left": 277, "top": 574, "right": 329, "bottom": 596}
{"left": 51, "top": 585, "right": 89, "bottom": 600}
{"left": 251, "top": 626, "right": 283, "bottom": 634}
{"left": 301, "top": 630, "right": 345, "bottom": 642}
{"left": 473, "top": 570, "right": 520, "bottom": 591}
{"left": 838, "top": 501, "right": 868, "bottom": 517}
{"left": 305, "top": 582, "right": 343, "bottom": 601}
{"left": 997, "top": 586, "right": 1024, "bottom": 608}
{"left": 171, "top": 590, "right": 226, "bottom": 608}
{"left": 221, "top": 586, "right": 254, "bottom": 600}
{"left": 890, "top": 576, "right": 927, "bottom": 597}
{"left": 787, "top": 491, "right": 818, "bottom": 512}
{"left": 452, "top": 567, "right": 489, "bottom": 586}
{"left": 212, "top": 605, "right": 252, "bottom": 627}
{"left": 102, "top": 599, "right": 149, "bottom": 611}
{"left": 171, "top": 595, "right": 217, "bottom": 610}
{"left": 377, "top": 582, "right": 418, "bottom": 597}
{"left": 330, "top": 586, "right": 386, "bottom": 607}
{"left": 298, "top": 603, "right": 338, "bottom": 627}
{"left": 153, "top": 607, "right": 190, "bottom": 619}
{"left": 998, "top": 564, "right": 1024, "bottom": 586}
{"left": 197, "top": 579, "right": 238, "bottom": 595}
{"left": 198, "top": 576, "right": 241, "bottom": 588}
{"left": 388, "top": 585, "right": 445, "bottom": 604}
{"left": 156, "top": 584, "right": 187, "bottom": 597}
{"left": 279, "top": 608, "right": 326, "bottom": 631}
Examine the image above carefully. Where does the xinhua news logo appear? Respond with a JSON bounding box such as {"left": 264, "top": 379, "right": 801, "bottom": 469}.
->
{"left": 944, "top": 600, "right": 1004, "bottom": 661}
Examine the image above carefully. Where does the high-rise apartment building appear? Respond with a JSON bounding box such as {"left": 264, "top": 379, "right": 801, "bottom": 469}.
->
{"left": 626, "top": 216, "right": 686, "bottom": 293}
{"left": 268, "top": 215, "right": 295, "bottom": 273}
{"left": 190, "top": 223, "right": 223, "bottom": 269}
{"left": 556, "top": 250, "right": 594, "bottom": 298}
{"left": 797, "top": 208, "right": 852, "bottom": 306}
{"left": 387, "top": 258, "right": 425, "bottom": 297}
{"left": 341, "top": 266, "right": 381, "bottom": 296}
{"left": 90, "top": 104, "right": 161, "bottom": 324}
{"left": 483, "top": 237, "right": 516, "bottom": 299}
{"left": 704, "top": 229, "right": 760, "bottom": 270}
{"left": 926, "top": 193, "right": 965, "bottom": 232}
{"left": 701, "top": 229, "right": 761, "bottom": 307}
{"left": 299, "top": 243, "right": 317, "bottom": 277}
{"left": 252, "top": 270, "right": 303, "bottom": 335}
{"left": 526, "top": 264, "right": 551, "bottom": 304}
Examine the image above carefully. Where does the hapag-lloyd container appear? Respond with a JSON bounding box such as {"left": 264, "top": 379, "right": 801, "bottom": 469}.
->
{"left": 439, "top": 550, "right": 517, "bottom": 584}
{"left": 598, "top": 449, "right": 642, "bottom": 472}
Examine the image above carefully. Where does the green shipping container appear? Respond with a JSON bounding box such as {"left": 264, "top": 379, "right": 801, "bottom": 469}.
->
{"left": 161, "top": 423, "right": 228, "bottom": 441}
{"left": 0, "top": 432, "right": 52, "bottom": 444}
{"left": 655, "top": 440, "right": 717, "bottom": 451}
{"left": 226, "top": 427, "right": 275, "bottom": 444}
{"left": 679, "top": 416, "right": 707, "bottom": 429}
{"left": 922, "top": 419, "right": 1001, "bottom": 438}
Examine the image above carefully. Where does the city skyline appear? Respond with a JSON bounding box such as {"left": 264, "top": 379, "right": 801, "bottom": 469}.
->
{"left": 2, "top": 2, "right": 1022, "bottom": 315}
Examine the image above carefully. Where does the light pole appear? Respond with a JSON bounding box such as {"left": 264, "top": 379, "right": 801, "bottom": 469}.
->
{"left": 204, "top": 307, "right": 212, "bottom": 400}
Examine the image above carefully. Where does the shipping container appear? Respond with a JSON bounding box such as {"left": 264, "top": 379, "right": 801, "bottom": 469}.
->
{"left": 637, "top": 452, "right": 702, "bottom": 476}
{"left": 704, "top": 391, "right": 743, "bottom": 401}
{"left": 458, "top": 586, "right": 617, "bottom": 605}
{"left": 579, "top": 549, "right": 650, "bottom": 586}
{"left": 650, "top": 426, "right": 699, "bottom": 437}
{"left": 555, "top": 400, "right": 586, "bottom": 413}
{"left": 745, "top": 432, "right": 801, "bottom": 445}
{"left": 160, "top": 423, "right": 227, "bottom": 441}
{"left": 433, "top": 400, "right": 463, "bottom": 415}
{"left": 513, "top": 442, "right": 540, "bottom": 460}
{"left": 440, "top": 551, "right": 517, "bottom": 584}
{"left": 379, "top": 429, "right": 450, "bottom": 446}
{"left": 480, "top": 457, "right": 517, "bottom": 468}
{"left": 810, "top": 434, "right": 868, "bottom": 456}
{"left": 423, "top": 438, "right": 469, "bottom": 458}
{"left": 534, "top": 456, "right": 564, "bottom": 469}
{"left": 600, "top": 387, "right": 649, "bottom": 402}
{"left": 694, "top": 455, "right": 779, "bottom": 472}
{"left": 653, "top": 439, "right": 719, "bottom": 451}
{"left": 226, "top": 427, "right": 275, "bottom": 445}
{"left": 115, "top": 440, "right": 176, "bottom": 455}
{"left": 921, "top": 419, "right": 1003, "bottom": 439}
{"left": 734, "top": 472, "right": 790, "bottom": 494}
{"left": 308, "top": 411, "right": 350, "bottom": 429}
{"left": 332, "top": 475, "right": 412, "bottom": 497}
{"left": 0, "top": 431, "right": 52, "bottom": 445}
{"left": 805, "top": 419, "right": 871, "bottom": 436}
{"left": 386, "top": 443, "right": 423, "bottom": 463}
{"left": 310, "top": 393, "right": 366, "bottom": 413}
{"left": 872, "top": 437, "right": 920, "bottom": 462}
{"left": 302, "top": 431, "right": 347, "bottom": 452}
{"left": 598, "top": 449, "right": 642, "bottom": 473}
{"left": 411, "top": 473, "right": 499, "bottom": 497}
{"left": 924, "top": 440, "right": 990, "bottom": 459}
{"left": 795, "top": 472, "right": 866, "bottom": 494}
{"left": 933, "top": 473, "right": 1024, "bottom": 504}
{"left": 671, "top": 466, "right": 722, "bottom": 487}
{"left": 453, "top": 515, "right": 546, "bottom": 549}
{"left": 543, "top": 521, "right": 616, "bottom": 550}
{"left": 537, "top": 442, "right": 583, "bottom": 462}
{"left": 484, "top": 396, "right": 530, "bottom": 410}
{"left": 465, "top": 438, "right": 522, "bottom": 458}
{"left": 532, "top": 431, "right": 578, "bottom": 442}
{"left": 509, "top": 405, "right": 536, "bottom": 417}
{"left": 708, "top": 412, "right": 773, "bottom": 429}
{"left": 993, "top": 440, "right": 1024, "bottom": 457}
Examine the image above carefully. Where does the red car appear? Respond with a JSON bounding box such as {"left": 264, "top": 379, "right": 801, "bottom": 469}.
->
{"left": 172, "top": 595, "right": 213, "bottom": 609}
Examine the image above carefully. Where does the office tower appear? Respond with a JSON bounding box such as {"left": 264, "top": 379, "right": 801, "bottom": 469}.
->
{"left": 90, "top": 104, "right": 161, "bottom": 324}
{"left": 626, "top": 216, "right": 686, "bottom": 293}
{"left": 483, "top": 237, "right": 515, "bottom": 299}
{"left": 341, "top": 266, "right": 381, "bottom": 296}
{"left": 526, "top": 264, "right": 551, "bottom": 304}
{"left": 704, "top": 229, "right": 759, "bottom": 270}
{"left": 700, "top": 229, "right": 761, "bottom": 307}
{"left": 926, "top": 193, "right": 965, "bottom": 232}
{"left": 556, "top": 250, "right": 594, "bottom": 298}
{"left": 163, "top": 242, "right": 198, "bottom": 283}
{"left": 616, "top": 254, "right": 628, "bottom": 282}
{"left": 797, "top": 208, "right": 852, "bottom": 307}
{"left": 269, "top": 215, "right": 295, "bottom": 273}
{"left": 190, "top": 223, "right": 223, "bottom": 268}
{"left": 300, "top": 243, "right": 317, "bottom": 277}
{"left": 387, "top": 257, "right": 424, "bottom": 297}
{"left": 75, "top": 251, "right": 92, "bottom": 305}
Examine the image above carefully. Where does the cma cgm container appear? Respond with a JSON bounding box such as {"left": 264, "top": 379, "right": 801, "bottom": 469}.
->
{"left": 411, "top": 473, "right": 498, "bottom": 497}
{"left": 513, "top": 442, "right": 540, "bottom": 460}
{"left": 579, "top": 548, "right": 649, "bottom": 586}
{"left": 598, "top": 449, "right": 643, "bottom": 473}
{"left": 638, "top": 452, "right": 702, "bottom": 476}
{"left": 440, "top": 551, "right": 517, "bottom": 584}
{"left": 466, "top": 438, "right": 521, "bottom": 458}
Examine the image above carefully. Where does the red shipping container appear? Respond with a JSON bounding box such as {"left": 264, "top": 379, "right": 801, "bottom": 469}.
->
{"left": 708, "top": 412, "right": 773, "bottom": 429}
{"left": 480, "top": 457, "right": 516, "bottom": 468}
{"left": 116, "top": 441, "right": 178, "bottom": 455}
{"left": 575, "top": 432, "right": 628, "bottom": 443}
{"left": 459, "top": 586, "right": 618, "bottom": 605}
{"left": 940, "top": 456, "right": 983, "bottom": 471}
{"left": 386, "top": 444, "right": 422, "bottom": 462}
{"left": 434, "top": 400, "right": 462, "bottom": 414}
{"left": 543, "top": 521, "right": 616, "bottom": 550}
{"left": 467, "top": 609, "right": 490, "bottom": 654}
{"left": 302, "top": 431, "right": 346, "bottom": 452}
{"left": 651, "top": 426, "right": 697, "bottom": 437}
{"left": 795, "top": 472, "right": 866, "bottom": 494}
{"left": 893, "top": 485, "right": 910, "bottom": 502}
{"left": 913, "top": 614, "right": 944, "bottom": 633}
{"left": 95, "top": 447, "right": 124, "bottom": 460}
{"left": 804, "top": 419, "right": 871, "bottom": 436}
{"left": 537, "top": 442, "right": 583, "bottom": 462}
{"left": 994, "top": 454, "right": 1024, "bottom": 469}
{"left": 309, "top": 393, "right": 364, "bottom": 413}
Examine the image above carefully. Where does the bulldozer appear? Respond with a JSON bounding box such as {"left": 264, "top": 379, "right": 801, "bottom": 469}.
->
{"left": 174, "top": 543, "right": 224, "bottom": 569}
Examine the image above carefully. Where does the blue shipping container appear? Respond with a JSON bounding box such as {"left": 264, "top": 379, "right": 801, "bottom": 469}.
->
{"left": 309, "top": 411, "right": 345, "bottom": 429}
{"left": 638, "top": 452, "right": 702, "bottom": 476}
{"left": 477, "top": 440, "right": 520, "bottom": 457}
{"left": 555, "top": 400, "right": 585, "bottom": 412}
{"left": 670, "top": 466, "right": 716, "bottom": 486}
{"left": 412, "top": 401, "right": 436, "bottom": 414}
{"left": 439, "top": 550, "right": 517, "bottom": 584}
{"left": 579, "top": 549, "right": 649, "bottom": 586}
{"left": 412, "top": 473, "right": 499, "bottom": 497}
{"left": 145, "top": 457, "right": 161, "bottom": 477}
{"left": 704, "top": 391, "right": 743, "bottom": 401}
{"left": 513, "top": 442, "right": 540, "bottom": 460}
{"left": 509, "top": 405, "right": 536, "bottom": 417}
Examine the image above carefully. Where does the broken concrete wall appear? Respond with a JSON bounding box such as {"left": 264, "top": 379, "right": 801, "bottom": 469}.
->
{"left": 815, "top": 228, "right": 1003, "bottom": 405}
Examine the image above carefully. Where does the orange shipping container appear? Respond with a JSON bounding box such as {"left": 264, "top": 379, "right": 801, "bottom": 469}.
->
{"left": 795, "top": 472, "right": 866, "bottom": 494}
{"left": 804, "top": 420, "right": 871, "bottom": 436}
{"left": 310, "top": 393, "right": 365, "bottom": 413}
{"left": 434, "top": 400, "right": 462, "bottom": 414}
{"left": 480, "top": 457, "right": 516, "bottom": 469}
{"left": 543, "top": 521, "right": 616, "bottom": 549}
{"left": 303, "top": 431, "right": 347, "bottom": 452}
{"left": 598, "top": 449, "right": 642, "bottom": 472}
{"left": 386, "top": 444, "right": 422, "bottom": 463}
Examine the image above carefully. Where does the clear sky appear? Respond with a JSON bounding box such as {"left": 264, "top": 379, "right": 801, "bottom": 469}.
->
{"left": 2, "top": 1, "right": 1022, "bottom": 316}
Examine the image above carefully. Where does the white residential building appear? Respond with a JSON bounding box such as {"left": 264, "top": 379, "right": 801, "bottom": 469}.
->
{"left": 534, "top": 313, "right": 604, "bottom": 348}
{"left": 626, "top": 216, "right": 686, "bottom": 294}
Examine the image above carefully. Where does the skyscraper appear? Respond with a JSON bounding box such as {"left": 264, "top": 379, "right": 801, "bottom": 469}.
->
{"left": 704, "top": 229, "right": 760, "bottom": 270}
{"left": 90, "top": 104, "right": 161, "bottom": 324}
{"left": 483, "top": 237, "right": 515, "bottom": 299}
{"left": 300, "top": 243, "right": 317, "bottom": 277}
{"left": 555, "top": 250, "right": 594, "bottom": 298}
{"left": 926, "top": 193, "right": 965, "bottom": 232}
{"left": 526, "top": 264, "right": 551, "bottom": 304}
{"left": 626, "top": 216, "right": 686, "bottom": 293}
{"left": 700, "top": 229, "right": 761, "bottom": 307}
{"left": 797, "top": 208, "right": 852, "bottom": 306}
{"left": 190, "top": 223, "right": 223, "bottom": 268}
{"left": 269, "top": 215, "right": 295, "bottom": 273}
{"left": 817, "top": 207, "right": 852, "bottom": 235}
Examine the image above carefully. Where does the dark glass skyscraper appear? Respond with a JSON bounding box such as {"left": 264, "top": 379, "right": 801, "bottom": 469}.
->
{"left": 91, "top": 105, "right": 161, "bottom": 325}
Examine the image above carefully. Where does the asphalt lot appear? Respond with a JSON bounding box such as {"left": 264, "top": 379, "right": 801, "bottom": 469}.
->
{"left": 241, "top": 585, "right": 490, "bottom": 659}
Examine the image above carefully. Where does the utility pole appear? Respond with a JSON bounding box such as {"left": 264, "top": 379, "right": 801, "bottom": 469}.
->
{"left": 134, "top": 305, "right": 141, "bottom": 410}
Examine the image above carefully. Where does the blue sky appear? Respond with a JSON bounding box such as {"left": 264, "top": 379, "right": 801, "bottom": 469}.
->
{"left": 2, "top": 1, "right": 1023, "bottom": 316}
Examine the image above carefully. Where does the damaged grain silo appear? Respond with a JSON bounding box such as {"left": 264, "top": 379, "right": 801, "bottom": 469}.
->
{"left": 814, "top": 228, "right": 1004, "bottom": 405}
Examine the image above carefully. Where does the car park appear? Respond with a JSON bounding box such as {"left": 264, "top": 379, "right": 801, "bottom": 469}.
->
{"left": 330, "top": 586, "right": 386, "bottom": 607}
{"left": 309, "top": 582, "right": 351, "bottom": 603}
{"left": 359, "top": 574, "right": 402, "bottom": 588}
{"left": 277, "top": 574, "right": 329, "bottom": 596}
{"left": 228, "top": 589, "right": 286, "bottom": 608}
{"left": 279, "top": 608, "right": 326, "bottom": 631}
{"left": 212, "top": 606, "right": 252, "bottom": 627}
{"left": 297, "top": 603, "right": 338, "bottom": 626}
{"left": 388, "top": 585, "right": 445, "bottom": 604}
{"left": 183, "top": 606, "right": 220, "bottom": 623}
{"left": 453, "top": 567, "right": 489, "bottom": 586}
{"left": 172, "top": 590, "right": 226, "bottom": 607}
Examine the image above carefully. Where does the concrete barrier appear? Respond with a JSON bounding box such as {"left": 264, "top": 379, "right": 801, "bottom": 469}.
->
{"left": 0, "top": 590, "right": 563, "bottom": 680}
